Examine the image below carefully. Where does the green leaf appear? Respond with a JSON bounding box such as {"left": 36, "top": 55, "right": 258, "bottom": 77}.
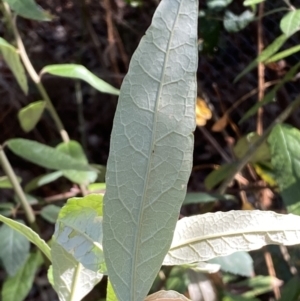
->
{"left": 243, "top": 0, "right": 265, "bottom": 6}
{"left": 239, "top": 61, "right": 300, "bottom": 123}
{"left": 2, "top": 252, "right": 43, "bottom": 301}
{"left": 207, "top": 0, "right": 233, "bottom": 10}
{"left": 234, "top": 34, "right": 288, "bottom": 83}
{"left": 204, "top": 163, "right": 238, "bottom": 190}
{"left": 7, "top": 139, "right": 93, "bottom": 172}
{"left": 233, "top": 132, "right": 270, "bottom": 163}
{"left": 0, "top": 222, "right": 30, "bottom": 276}
{"left": 41, "top": 64, "right": 120, "bottom": 95}
{"left": 41, "top": 205, "right": 61, "bottom": 223}
{"left": 239, "top": 276, "right": 280, "bottom": 298}
{"left": 4, "top": 0, "right": 53, "bottom": 21}
{"left": 0, "top": 203, "right": 14, "bottom": 217}
{"left": 88, "top": 182, "right": 106, "bottom": 193}
{"left": 166, "top": 267, "right": 189, "bottom": 294}
{"left": 51, "top": 194, "right": 104, "bottom": 300}
{"left": 51, "top": 242, "right": 103, "bottom": 301}
{"left": 56, "top": 141, "right": 97, "bottom": 185}
{"left": 223, "top": 10, "right": 255, "bottom": 33}
{"left": 0, "top": 176, "right": 21, "bottom": 188}
{"left": 164, "top": 210, "right": 300, "bottom": 265}
{"left": 280, "top": 9, "right": 300, "bottom": 36}
{"left": 183, "top": 192, "right": 236, "bottom": 205}
{"left": 278, "top": 276, "right": 300, "bottom": 301}
{"left": 0, "top": 38, "right": 28, "bottom": 94}
{"left": 24, "top": 171, "right": 63, "bottom": 192}
{"left": 145, "top": 291, "right": 191, "bottom": 301}
{"left": 103, "top": 0, "right": 198, "bottom": 300}
{"left": 107, "top": 279, "right": 119, "bottom": 301}
{"left": 266, "top": 45, "right": 300, "bottom": 63}
{"left": 208, "top": 252, "right": 254, "bottom": 277}
{"left": 223, "top": 292, "right": 260, "bottom": 301}
{"left": 18, "top": 101, "right": 46, "bottom": 132}
{"left": 268, "top": 124, "right": 300, "bottom": 214}
{"left": 0, "top": 215, "right": 51, "bottom": 261}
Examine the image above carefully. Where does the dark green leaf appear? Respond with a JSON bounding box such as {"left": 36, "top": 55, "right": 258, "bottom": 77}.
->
{"left": 40, "top": 205, "right": 61, "bottom": 223}
{"left": 4, "top": 0, "right": 53, "bottom": 21}
{"left": 2, "top": 252, "right": 43, "bottom": 301}
{"left": 268, "top": 124, "right": 300, "bottom": 214}
{"left": 183, "top": 192, "right": 236, "bottom": 205}
{"left": 234, "top": 34, "right": 288, "bottom": 82}
{"left": 0, "top": 215, "right": 51, "bottom": 261}
{"left": 7, "top": 139, "right": 93, "bottom": 172}
{"left": 205, "top": 163, "right": 238, "bottom": 190}
{"left": 0, "top": 222, "right": 30, "bottom": 276}
{"left": 0, "top": 38, "right": 27, "bottom": 94}
{"left": 18, "top": 101, "right": 46, "bottom": 132}
{"left": 239, "top": 61, "right": 300, "bottom": 123}
{"left": 24, "top": 171, "right": 63, "bottom": 192}
{"left": 278, "top": 276, "right": 300, "bottom": 301}
{"left": 41, "top": 64, "right": 120, "bottom": 95}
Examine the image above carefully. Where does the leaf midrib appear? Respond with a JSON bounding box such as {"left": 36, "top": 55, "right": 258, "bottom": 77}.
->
{"left": 170, "top": 227, "right": 299, "bottom": 250}
{"left": 131, "top": 1, "right": 183, "bottom": 299}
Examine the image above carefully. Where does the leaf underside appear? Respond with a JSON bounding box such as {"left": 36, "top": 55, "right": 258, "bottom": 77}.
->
{"left": 103, "top": 0, "right": 198, "bottom": 301}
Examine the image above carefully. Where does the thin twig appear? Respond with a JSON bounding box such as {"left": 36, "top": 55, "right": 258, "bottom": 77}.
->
{"left": 257, "top": 1, "right": 265, "bottom": 136}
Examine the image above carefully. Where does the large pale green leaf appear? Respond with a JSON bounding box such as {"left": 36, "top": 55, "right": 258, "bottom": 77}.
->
{"left": 2, "top": 252, "right": 43, "bottom": 301}
{"left": 4, "top": 0, "right": 53, "bottom": 21}
{"left": 268, "top": 124, "right": 300, "bottom": 214}
{"left": 0, "top": 215, "right": 51, "bottom": 261}
{"left": 164, "top": 210, "right": 300, "bottom": 265}
{"left": 0, "top": 38, "right": 28, "bottom": 94}
{"left": 51, "top": 194, "right": 104, "bottom": 301}
{"left": 103, "top": 0, "right": 198, "bottom": 301}
{"left": 18, "top": 101, "right": 46, "bottom": 132}
{"left": 280, "top": 10, "right": 300, "bottom": 36}
{"left": 56, "top": 141, "right": 97, "bottom": 185}
{"left": 7, "top": 139, "right": 92, "bottom": 172}
{"left": 0, "top": 222, "right": 30, "bottom": 276}
{"left": 41, "top": 64, "right": 120, "bottom": 95}
{"left": 208, "top": 251, "right": 254, "bottom": 277}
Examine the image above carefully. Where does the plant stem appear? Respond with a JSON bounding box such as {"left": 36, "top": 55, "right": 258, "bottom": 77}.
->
{"left": 0, "top": 146, "right": 36, "bottom": 225}
{"left": 2, "top": 3, "right": 69, "bottom": 143}
{"left": 217, "top": 95, "right": 300, "bottom": 194}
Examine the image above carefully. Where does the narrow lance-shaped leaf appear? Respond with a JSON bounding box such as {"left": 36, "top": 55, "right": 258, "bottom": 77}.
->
{"left": 41, "top": 64, "right": 120, "bottom": 95}
{"left": 103, "top": 0, "right": 198, "bottom": 301}
{"left": 164, "top": 210, "right": 300, "bottom": 265}
{"left": 0, "top": 38, "right": 28, "bottom": 94}
{"left": 4, "top": 0, "right": 53, "bottom": 21}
